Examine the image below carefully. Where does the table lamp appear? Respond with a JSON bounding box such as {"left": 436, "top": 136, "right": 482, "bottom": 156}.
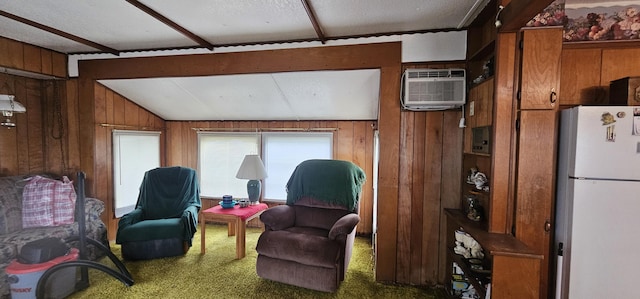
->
{"left": 235, "top": 154, "right": 268, "bottom": 204}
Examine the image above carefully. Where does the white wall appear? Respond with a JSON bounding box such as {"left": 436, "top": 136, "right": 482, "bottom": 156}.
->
{"left": 68, "top": 31, "right": 467, "bottom": 77}
{"left": 401, "top": 31, "right": 467, "bottom": 63}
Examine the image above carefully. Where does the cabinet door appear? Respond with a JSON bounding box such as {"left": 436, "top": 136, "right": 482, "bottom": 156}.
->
{"left": 519, "top": 28, "right": 562, "bottom": 110}
{"left": 514, "top": 110, "right": 558, "bottom": 297}
{"left": 560, "top": 48, "right": 606, "bottom": 106}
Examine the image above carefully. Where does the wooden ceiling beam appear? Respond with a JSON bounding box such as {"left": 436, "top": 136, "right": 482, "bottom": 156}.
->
{"left": 126, "top": 0, "right": 214, "bottom": 51}
{"left": 301, "top": 0, "right": 326, "bottom": 44}
{"left": 498, "top": 0, "right": 555, "bottom": 32}
{"left": 0, "top": 10, "right": 120, "bottom": 55}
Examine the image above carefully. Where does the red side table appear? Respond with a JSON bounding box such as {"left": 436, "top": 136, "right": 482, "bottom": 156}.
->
{"left": 200, "top": 203, "right": 268, "bottom": 259}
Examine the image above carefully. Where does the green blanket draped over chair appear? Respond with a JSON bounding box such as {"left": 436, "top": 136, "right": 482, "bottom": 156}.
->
{"left": 285, "top": 159, "right": 366, "bottom": 211}
{"left": 116, "top": 166, "right": 201, "bottom": 247}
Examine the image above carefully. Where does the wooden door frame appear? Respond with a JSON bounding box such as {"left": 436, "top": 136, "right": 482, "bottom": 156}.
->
{"left": 76, "top": 42, "right": 403, "bottom": 282}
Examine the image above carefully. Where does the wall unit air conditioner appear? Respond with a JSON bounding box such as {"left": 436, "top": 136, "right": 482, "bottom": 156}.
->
{"left": 401, "top": 68, "right": 466, "bottom": 111}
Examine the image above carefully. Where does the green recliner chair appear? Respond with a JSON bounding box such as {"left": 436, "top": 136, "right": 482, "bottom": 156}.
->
{"left": 116, "top": 166, "right": 201, "bottom": 260}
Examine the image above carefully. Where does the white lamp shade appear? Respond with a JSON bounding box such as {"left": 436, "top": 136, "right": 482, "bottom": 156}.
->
{"left": 236, "top": 155, "right": 268, "bottom": 180}
{"left": 0, "top": 95, "right": 26, "bottom": 113}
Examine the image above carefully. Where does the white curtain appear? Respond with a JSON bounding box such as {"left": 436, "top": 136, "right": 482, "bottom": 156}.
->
{"left": 113, "top": 130, "right": 161, "bottom": 217}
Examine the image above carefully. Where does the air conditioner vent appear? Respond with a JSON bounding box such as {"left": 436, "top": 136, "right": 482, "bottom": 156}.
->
{"left": 406, "top": 69, "right": 466, "bottom": 79}
{"left": 401, "top": 68, "right": 466, "bottom": 111}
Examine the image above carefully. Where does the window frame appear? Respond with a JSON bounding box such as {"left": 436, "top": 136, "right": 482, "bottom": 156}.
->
{"left": 112, "top": 130, "right": 161, "bottom": 218}
{"left": 196, "top": 131, "right": 261, "bottom": 199}
{"left": 261, "top": 131, "right": 334, "bottom": 202}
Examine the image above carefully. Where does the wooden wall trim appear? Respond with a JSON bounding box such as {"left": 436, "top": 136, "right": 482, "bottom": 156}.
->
{"left": 76, "top": 42, "right": 403, "bottom": 282}
{"left": 376, "top": 66, "right": 401, "bottom": 282}
{"left": 489, "top": 32, "right": 517, "bottom": 234}
{"left": 77, "top": 77, "right": 97, "bottom": 196}
{"left": 78, "top": 42, "right": 402, "bottom": 79}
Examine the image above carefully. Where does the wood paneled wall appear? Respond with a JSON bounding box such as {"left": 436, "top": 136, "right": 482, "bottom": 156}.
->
{"left": 0, "top": 36, "right": 68, "bottom": 176}
{"left": 396, "top": 110, "right": 463, "bottom": 285}
{"left": 10, "top": 38, "right": 639, "bottom": 290}
{"left": 397, "top": 62, "right": 464, "bottom": 285}
{"left": 0, "top": 73, "right": 43, "bottom": 175}
{"left": 75, "top": 42, "right": 407, "bottom": 283}
{"left": 0, "top": 72, "right": 167, "bottom": 243}
{"left": 63, "top": 80, "right": 166, "bottom": 239}
{"left": 0, "top": 36, "right": 66, "bottom": 78}
{"left": 164, "top": 120, "right": 376, "bottom": 234}
{"left": 93, "top": 82, "right": 165, "bottom": 239}
{"left": 3, "top": 42, "right": 465, "bottom": 287}
{"left": 0, "top": 74, "right": 75, "bottom": 176}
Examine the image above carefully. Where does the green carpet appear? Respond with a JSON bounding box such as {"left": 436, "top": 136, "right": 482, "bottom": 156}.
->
{"left": 68, "top": 224, "right": 447, "bottom": 299}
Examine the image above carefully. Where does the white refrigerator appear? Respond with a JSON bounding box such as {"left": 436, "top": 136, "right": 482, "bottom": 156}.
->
{"left": 555, "top": 106, "right": 640, "bottom": 299}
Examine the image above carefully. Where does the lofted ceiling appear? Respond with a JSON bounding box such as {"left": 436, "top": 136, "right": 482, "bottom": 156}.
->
{"left": 0, "top": 0, "right": 494, "bottom": 121}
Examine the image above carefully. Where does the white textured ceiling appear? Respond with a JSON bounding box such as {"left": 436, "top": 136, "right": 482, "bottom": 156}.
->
{"left": 99, "top": 70, "right": 381, "bottom": 121}
{"left": 0, "top": 0, "right": 491, "bottom": 120}
{"left": 0, "top": 0, "right": 484, "bottom": 52}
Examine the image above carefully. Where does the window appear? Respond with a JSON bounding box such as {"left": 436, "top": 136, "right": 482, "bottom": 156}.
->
{"left": 113, "top": 130, "right": 161, "bottom": 217}
{"left": 197, "top": 131, "right": 333, "bottom": 201}
{"left": 197, "top": 132, "right": 259, "bottom": 198}
{"left": 262, "top": 132, "right": 333, "bottom": 200}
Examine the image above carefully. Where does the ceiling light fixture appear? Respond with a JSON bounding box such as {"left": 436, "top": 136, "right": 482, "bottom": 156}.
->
{"left": 495, "top": 5, "right": 505, "bottom": 28}
{"left": 0, "top": 94, "right": 26, "bottom": 128}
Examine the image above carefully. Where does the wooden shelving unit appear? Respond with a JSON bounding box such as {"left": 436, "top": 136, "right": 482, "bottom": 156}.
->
{"left": 448, "top": 248, "right": 490, "bottom": 298}
{"left": 445, "top": 209, "right": 542, "bottom": 298}
{"left": 450, "top": 1, "right": 550, "bottom": 298}
{"left": 446, "top": 209, "right": 540, "bottom": 258}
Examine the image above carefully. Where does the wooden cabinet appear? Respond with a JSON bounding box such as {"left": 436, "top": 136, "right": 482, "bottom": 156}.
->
{"left": 445, "top": 209, "right": 542, "bottom": 299}
{"left": 559, "top": 46, "right": 640, "bottom": 106}
{"left": 451, "top": 7, "right": 564, "bottom": 299}
{"left": 519, "top": 28, "right": 562, "bottom": 110}
{"left": 513, "top": 110, "right": 558, "bottom": 297}
{"left": 559, "top": 48, "right": 606, "bottom": 106}
{"left": 450, "top": 3, "right": 547, "bottom": 298}
{"left": 610, "top": 76, "right": 640, "bottom": 106}
{"left": 513, "top": 27, "right": 563, "bottom": 298}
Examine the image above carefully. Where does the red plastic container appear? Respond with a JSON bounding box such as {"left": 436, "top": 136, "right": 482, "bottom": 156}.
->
{"left": 6, "top": 248, "right": 78, "bottom": 299}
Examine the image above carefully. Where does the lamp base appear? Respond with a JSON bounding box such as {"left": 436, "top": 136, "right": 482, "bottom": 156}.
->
{"left": 247, "top": 179, "right": 261, "bottom": 203}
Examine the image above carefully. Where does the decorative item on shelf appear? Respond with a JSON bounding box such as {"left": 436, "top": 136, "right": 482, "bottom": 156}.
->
{"left": 465, "top": 194, "right": 484, "bottom": 222}
{"left": 466, "top": 167, "right": 489, "bottom": 192}
{"left": 220, "top": 195, "right": 236, "bottom": 209}
{"left": 0, "top": 94, "right": 26, "bottom": 128}
{"left": 235, "top": 154, "right": 268, "bottom": 204}
{"left": 482, "top": 56, "right": 494, "bottom": 78}
{"left": 237, "top": 199, "right": 250, "bottom": 208}
{"left": 453, "top": 229, "right": 485, "bottom": 260}
{"left": 463, "top": 194, "right": 476, "bottom": 214}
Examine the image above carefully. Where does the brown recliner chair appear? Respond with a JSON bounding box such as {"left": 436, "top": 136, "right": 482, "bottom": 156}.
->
{"left": 255, "top": 159, "right": 365, "bottom": 292}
